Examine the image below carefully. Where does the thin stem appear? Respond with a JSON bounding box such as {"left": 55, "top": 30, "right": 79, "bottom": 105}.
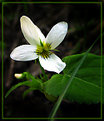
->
{"left": 38, "top": 60, "right": 48, "bottom": 81}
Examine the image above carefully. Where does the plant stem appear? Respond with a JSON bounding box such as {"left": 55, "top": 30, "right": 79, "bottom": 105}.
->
{"left": 38, "top": 60, "right": 48, "bottom": 81}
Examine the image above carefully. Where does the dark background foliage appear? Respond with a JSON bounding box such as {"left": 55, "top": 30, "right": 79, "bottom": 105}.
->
{"left": 0, "top": 0, "right": 103, "bottom": 119}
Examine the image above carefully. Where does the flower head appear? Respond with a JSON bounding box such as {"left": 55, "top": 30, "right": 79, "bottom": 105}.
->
{"left": 10, "top": 16, "right": 68, "bottom": 73}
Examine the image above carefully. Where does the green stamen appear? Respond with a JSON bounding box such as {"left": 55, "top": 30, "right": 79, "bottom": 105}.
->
{"left": 36, "top": 41, "right": 52, "bottom": 59}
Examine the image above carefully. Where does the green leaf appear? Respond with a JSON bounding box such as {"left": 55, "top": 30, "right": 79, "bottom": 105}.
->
{"left": 63, "top": 53, "right": 104, "bottom": 87}
{"left": 5, "top": 81, "right": 30, "bottom": 98}
{"left": 5, "top": 78, "right": 43, "bottom": 98}
{"left": 44, "top": 74, "right": 104, "bottom": 104}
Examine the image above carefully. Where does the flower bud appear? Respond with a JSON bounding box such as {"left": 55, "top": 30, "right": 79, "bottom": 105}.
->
{"left": 14, "top": 73, "right": 23, "bottom": 79}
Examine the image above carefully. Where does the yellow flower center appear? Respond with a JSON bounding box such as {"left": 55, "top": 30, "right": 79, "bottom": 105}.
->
{"left": 36, "top": 41, "right": 52, "bottom": 59}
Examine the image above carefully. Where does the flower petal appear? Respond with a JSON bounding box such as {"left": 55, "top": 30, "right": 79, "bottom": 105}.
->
{"left": 46, "top": 22, "right": 68, "bottom": 49}
{"left": 10, "top": 45, "right": 38, "bottom": 61}
{"left": 20, "top": 16, "right": 45, "bottom": 46}
{"left": 39, "top": 54, "right": 66, "bottom": 73}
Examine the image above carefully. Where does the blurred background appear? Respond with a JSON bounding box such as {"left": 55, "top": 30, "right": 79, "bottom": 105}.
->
{"left": 0, "top": 0, "right": 103, "bottom": 118}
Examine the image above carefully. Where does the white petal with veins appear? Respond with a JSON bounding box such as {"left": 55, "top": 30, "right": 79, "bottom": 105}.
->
{"left": 39, "top": 54, "right": 66, "bottom": 73}
{"left": 10, "top": 45, "right": 38, "bottom": 61}
{"left": 46, "top": 22, "right": 68, "bottom": 49}
{"left": 20, "top": 16, "right": 45, "bottom": 46}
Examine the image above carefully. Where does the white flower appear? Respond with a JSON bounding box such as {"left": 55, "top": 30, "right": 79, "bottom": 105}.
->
{"left": 10, "top": 16, "right": 68, "bottom": 73}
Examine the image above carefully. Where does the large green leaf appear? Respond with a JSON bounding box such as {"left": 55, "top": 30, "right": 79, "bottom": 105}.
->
{"left": 63, "top": 53, "right": 104, "bottom": 86}
{"left": 44, "top": 74, "right": 104, "bottom": 104}
{"left": 44, "top": 53, "right": 104, "bottom": 104}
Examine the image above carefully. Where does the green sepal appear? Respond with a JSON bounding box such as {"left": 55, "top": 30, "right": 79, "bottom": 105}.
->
{"left": 40, "top": 39, "right": 43, "bottom": 46}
